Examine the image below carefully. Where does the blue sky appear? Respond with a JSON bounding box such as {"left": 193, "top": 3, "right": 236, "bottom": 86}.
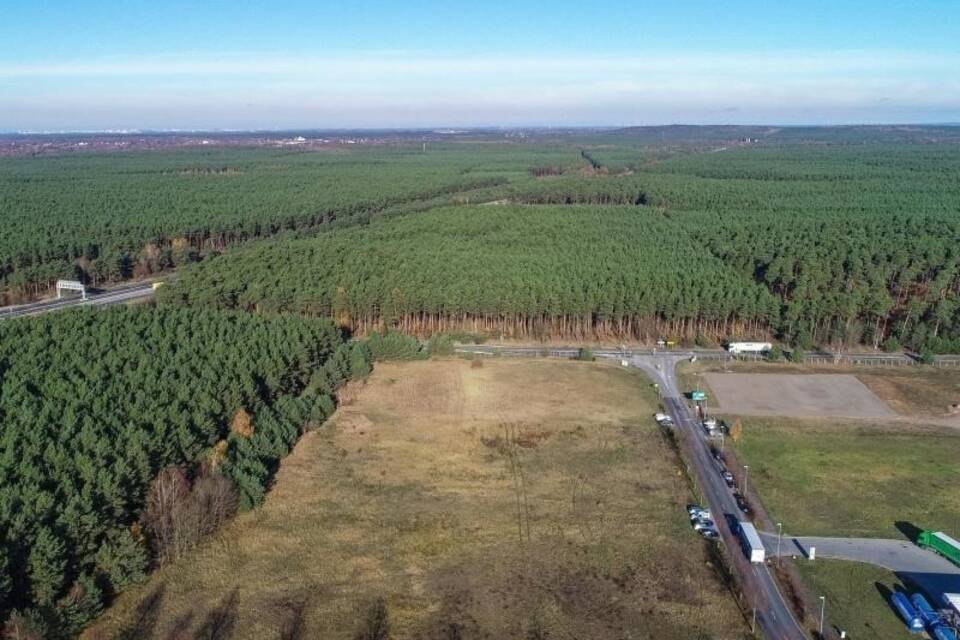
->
{"left": 1, "top": 0, "right": 958, "bottom": 130}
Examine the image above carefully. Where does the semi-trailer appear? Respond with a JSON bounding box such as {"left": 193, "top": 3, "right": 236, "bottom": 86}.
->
{"left": 726, "top": 342, "right": 772, "bottom": 355}
{"left": 918, "top": 530, "right": 960, "bottom": 567}
{"left": 891, "top": 592, "right": 925, "bottom": 633}
{"left": 737, "top": 521, "right": 766, "bottom": 563}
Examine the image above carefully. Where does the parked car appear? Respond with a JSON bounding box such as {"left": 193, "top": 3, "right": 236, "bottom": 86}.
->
{"left": 688, "top": 508, "right": 712, "bottom": 522}
{"left": 693, "top": 518, "right": 716, "bottom": 531}
{"left": 699, "top": 527, "right": 720, "bottom": 540}
{"left": 654, "top": 412, "right": 674, "bottom": 426}
{"left": 722, "top": 471, "right": 735, "bottom": 487}
{"left": 734, "top": 493, "right": 750, "bottom": 514}
{"left": 686, "top": 504, "right": 706, "bottom": 516}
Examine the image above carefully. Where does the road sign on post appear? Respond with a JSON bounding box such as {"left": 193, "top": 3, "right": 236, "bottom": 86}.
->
{"left": 691, "top": 391, "right": 707, "bottom": 401}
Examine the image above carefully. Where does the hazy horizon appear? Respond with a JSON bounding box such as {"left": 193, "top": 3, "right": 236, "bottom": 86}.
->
{"left": 2, "top": 0, "right": 958, "bottom": 130}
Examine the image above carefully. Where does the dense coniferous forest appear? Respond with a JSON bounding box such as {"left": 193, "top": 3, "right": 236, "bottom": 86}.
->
{"left": 158, "top": 204, "right": 779, "bottom": 340}
{"left": 157, "top": 131, "right": 960, "bottom": 350}
{"left": 0, "top": 145, "right": 578, "bottom": 300}
{"left": 0, "top": 307, "right": 368, "bottom": 635}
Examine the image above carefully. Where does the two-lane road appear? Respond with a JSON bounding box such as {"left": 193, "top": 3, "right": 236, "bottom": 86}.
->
{"left": 631, "top": 354, "right": 810, "bottom": 640}
{"left": 0, "top": 282, "right": 157, "bottom": 320}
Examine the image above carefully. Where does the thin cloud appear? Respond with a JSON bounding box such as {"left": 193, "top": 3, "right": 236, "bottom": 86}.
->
{"left": 1, "top": 50, "right": 957, "bottom": 78}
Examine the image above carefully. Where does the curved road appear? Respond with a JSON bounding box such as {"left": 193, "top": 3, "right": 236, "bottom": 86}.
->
{"left": 763, "top": 533, "right": 960, "bottom": 600}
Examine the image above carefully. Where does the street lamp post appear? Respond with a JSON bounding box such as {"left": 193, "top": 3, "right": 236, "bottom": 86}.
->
{"left": 743, "top": 465, "right": 750, "bottom": 494}
{"left": 819, "top": 596, "right": 826, "bottom": 638}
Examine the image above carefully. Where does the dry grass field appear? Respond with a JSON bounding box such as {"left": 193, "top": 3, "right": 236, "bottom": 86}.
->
{"left": 87, "top": 359, "right": 748, "bottom": 640}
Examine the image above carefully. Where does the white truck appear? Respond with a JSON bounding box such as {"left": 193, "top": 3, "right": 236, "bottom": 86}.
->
{"left": 727, "top": 342, "right": 772, "bottom": 355}
{"left": 738, "top": 521, "right": 766, "bottom": 563}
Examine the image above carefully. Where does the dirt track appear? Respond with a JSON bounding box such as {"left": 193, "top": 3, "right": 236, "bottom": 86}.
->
{"left": 705, "top": 373, "right": 897, "bottom": 419}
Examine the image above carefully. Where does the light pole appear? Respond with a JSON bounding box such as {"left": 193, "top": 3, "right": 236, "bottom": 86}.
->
{"left": 743, "top": 465, "right": 750, "bottom": 494}
{"left": 819, "top": 596, "right": 826, "bottom": 638}
{"left": 777, "top": 522, "right": 783, "bottom": 566}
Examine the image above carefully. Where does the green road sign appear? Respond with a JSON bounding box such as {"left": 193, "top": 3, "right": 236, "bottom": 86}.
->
{"left": 691, "top": 391, "right": 707, "bottom": 401}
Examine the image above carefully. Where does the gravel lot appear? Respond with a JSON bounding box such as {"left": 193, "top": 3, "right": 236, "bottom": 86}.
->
{"left": 705, "top": 373, "right": 897, "bottom": 418}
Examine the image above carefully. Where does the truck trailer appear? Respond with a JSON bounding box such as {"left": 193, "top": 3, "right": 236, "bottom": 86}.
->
{"left": 737, "top": 521, "right": 765, "bottom": 563}
{"left": 918, "top": 530, "right": 960, "bottom": 567}
{"left": 726, "top": 342, "right": 772, "bottom": 355}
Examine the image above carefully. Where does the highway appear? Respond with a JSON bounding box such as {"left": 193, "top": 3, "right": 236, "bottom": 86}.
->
{"left": 0, "top": 282, "right": 157, "bottom": 319}
{"left": 457, "top": 344, "right": 810, "bottom": 639}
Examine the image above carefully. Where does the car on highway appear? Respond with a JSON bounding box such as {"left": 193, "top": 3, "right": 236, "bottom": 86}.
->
{"left": 722, "top": 470, "right": 735, "bottom": 487}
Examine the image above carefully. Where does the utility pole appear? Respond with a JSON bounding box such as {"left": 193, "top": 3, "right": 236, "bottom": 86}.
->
{"left": 819, "top": 596, "right": 826, "bottom": 638}
{"left": 777, "top": 522, "right": 783, "bottom": 567}
{"left": 744, "top": 465, "right": 750, "bottom": 494}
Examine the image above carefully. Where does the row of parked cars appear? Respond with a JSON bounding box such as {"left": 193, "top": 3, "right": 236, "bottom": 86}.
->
{"left": 687, "top": 504, "right": 720, "bottom": 539}
{"left": 711, "top": 448, "right": 751, "bottom": 515}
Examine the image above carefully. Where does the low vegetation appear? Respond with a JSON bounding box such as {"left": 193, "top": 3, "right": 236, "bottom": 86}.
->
{"left": 796, "top": 561, "right": 912, "bottom": 640}
{"left": 88, "top": 359, "right": 750, "bottom": 639}
{"left": 732, "top": 418, "right": 960, "bottom": 539}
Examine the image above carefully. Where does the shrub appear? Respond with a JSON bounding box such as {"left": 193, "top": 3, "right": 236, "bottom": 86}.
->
{"left": 789, "top": 348, "right": 805, "bottom": 363}
{"left": 426, "top": 333, "right": 455, "bottom": 356}
{"left": 364, "top": 331, "right": 427, "bottom": 361}
{"left": 355, "top": 597, "right": 390, "bottom": 640}
{"left": 56, "top": 574, "right": 103, "bottom": 635}
{"left": 93, "top": 528, "right": 149, "bottom": 595}
{"left": 882, "top": 337, "right": 901, "bottom": 352}
{"left": 576, "top": 348, "right": 595, "bottom": 361}
{"left": 766, "top": 346, "right": 783, "bottom": 362}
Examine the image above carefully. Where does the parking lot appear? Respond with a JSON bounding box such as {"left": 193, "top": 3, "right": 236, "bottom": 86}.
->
{"left": 705, "top": 373, "right": 897, "bottom": 419}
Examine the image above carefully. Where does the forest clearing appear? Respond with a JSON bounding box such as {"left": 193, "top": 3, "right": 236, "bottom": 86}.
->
{"left": 87, "top": 359, "right": 749, "bottom": 640}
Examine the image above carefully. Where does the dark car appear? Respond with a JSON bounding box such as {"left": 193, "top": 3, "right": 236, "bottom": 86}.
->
{"left": 699, "top": 527, "right": 720, "bottom": 540}
{"left": 734, "top": 493, "right": 750, "bottom": 514}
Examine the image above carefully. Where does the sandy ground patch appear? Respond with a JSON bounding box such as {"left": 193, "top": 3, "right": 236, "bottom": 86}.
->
{"left": 705, "top": 372, "right": 896, "bottom": 419}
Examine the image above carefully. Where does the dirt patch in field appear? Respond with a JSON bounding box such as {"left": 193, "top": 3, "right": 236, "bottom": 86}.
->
{"left": 705, "top": 373, "right": 896, "bottom": 419}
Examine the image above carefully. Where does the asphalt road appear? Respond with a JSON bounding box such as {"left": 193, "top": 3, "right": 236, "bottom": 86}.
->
{"left": 0, "top": 282, "right": 157, "bottom": 319}
{"left": 630, "top": 354, "right": 810, "bottom": 640}
{"left": 763, "top": 533, "right": 960, "bottom": 602}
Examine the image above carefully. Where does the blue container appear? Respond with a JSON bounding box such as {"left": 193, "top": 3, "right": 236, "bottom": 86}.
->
{"left": 912, "top": 593, "right": 942, "bottom": 627}
{"left": 891, "top": 592, "right": 925, "bottom": 632}
{"left": 932, "top": 624, "right": 959, "bottom": 640}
